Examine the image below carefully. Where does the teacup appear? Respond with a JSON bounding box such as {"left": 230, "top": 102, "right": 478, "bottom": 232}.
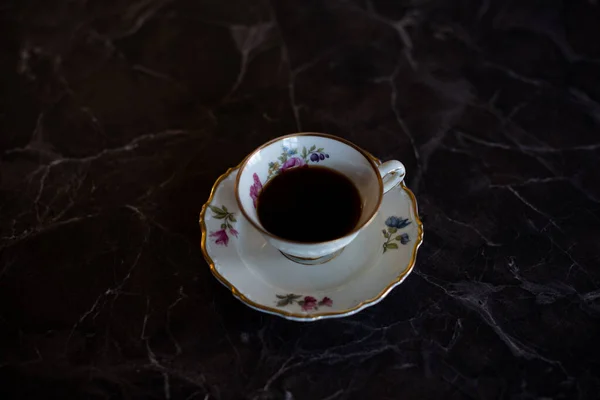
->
{"left": 235, "top": 133, "right": 405, "bottom": 265}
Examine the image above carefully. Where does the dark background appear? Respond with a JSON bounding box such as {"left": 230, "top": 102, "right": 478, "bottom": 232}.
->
{"left": 1, "top": 0, "right": 599, "bottom": 399}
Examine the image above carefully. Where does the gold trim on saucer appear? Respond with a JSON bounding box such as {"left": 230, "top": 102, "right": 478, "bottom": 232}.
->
{"left": 199, "top": 151, "right": 424, "bottom": 321}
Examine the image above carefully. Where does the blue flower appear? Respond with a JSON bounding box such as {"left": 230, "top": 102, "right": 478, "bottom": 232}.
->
{"left": 282, "top": 146, "right": 289, "bottom": 153}
{"left": 385, "top": 216, "right": 411, "bottom": 229}
{"left": 399, "top": 233, "right": 410, "bottom": 245}
{"left": 288, "top": 149, "right": 298, "bottom": 156}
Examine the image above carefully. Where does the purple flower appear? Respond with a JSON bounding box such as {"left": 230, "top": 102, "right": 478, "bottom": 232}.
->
{"left": 399, "top": 233, "right": 410, "bottom": 245}
{"left": 249, "top": 173, "right": 263, "bottom": 208}
{"left": 280, "top": 157, "right": 306, "bottom": 172}
{"left": 301, "top": 296, "right": 318, "bottom": 311}
{"left": 210, "top": 229, "right": 229, "bottom": 246}
{"left": 319, "top": 297, "right": 333, "bottom": 307}
{"left": 229, "top": 227, "right": 239, "bottom": 238}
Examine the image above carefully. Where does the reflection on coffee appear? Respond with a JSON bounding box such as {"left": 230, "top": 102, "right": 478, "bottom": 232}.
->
{"left": 256, "top": 166, "right": 362, "bottom": 242}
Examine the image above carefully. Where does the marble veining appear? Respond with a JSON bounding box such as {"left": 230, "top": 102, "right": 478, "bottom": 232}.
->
{"left": 1, "top": 0, "right": 599, "bottom": 398}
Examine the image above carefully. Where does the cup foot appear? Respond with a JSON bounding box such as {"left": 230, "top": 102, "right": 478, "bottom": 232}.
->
{"left": 280, "top": 247, "right": 345, "bottom": 265}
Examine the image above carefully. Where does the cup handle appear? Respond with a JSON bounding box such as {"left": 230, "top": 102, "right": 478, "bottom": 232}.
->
{"left": 377, "top": 160, "right": 406, "bottom": 194}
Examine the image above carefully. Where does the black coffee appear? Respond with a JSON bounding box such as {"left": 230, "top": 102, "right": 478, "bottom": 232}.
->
{"left": 256, "top": 166, "right": 362, "bottom": 242}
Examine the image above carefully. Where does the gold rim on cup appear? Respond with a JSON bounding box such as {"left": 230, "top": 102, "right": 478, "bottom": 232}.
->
{"left": 234, "top": 132, "right": 385, "bottom": 246}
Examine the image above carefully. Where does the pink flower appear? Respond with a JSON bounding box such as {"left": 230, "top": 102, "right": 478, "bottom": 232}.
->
{"left": 210, "top": 229, "right": 229, "bottom": 246}
{"left": 319, "top": 297, "right": 333, "bottom": 307}
{"left": 249, "top": 173, "right": 263, "bottom": 208}
{"left": 229, "top": 227, "right": 239, "bottom": 237}
{"left": 301, "top": 296, "right": 318, "bottom": 311}
{"left": 280, "top": 157, "right": 306, "bottom": 172}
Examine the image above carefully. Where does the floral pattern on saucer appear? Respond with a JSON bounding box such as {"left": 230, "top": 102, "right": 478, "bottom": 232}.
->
{"left": 200, "top": 153, "right": 423, "bottom": 321}
{"left": 382, "top": 216, "right": 411, "bottom": 253}
{"left": 208, "top": 205, "right": 238, "bottom": 246}
{"left": 276, "top": 294, "right": 333, "bottom": 311}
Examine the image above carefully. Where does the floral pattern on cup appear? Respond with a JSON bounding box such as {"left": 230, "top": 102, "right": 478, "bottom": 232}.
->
{"left": 267, "top": 145, "right": 329, "bottom": 180}
{"left": 208, "top": 205, "right": 238, "bottom": 247}
{"left": 382, "top": 216, "right": 411, "bottom": 253}
{"left": 249, "top": 173, "right": 263, "bottom": 208}
{"left": 249, "top": 145, "right": 330, "bottom": 208}
{"left": 276, "top": 294, "right": 333, "bottom": 311}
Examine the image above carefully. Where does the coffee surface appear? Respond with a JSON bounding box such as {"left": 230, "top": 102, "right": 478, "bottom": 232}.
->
{"left": 256, "top": 166, "right": 362, "bottom": 242}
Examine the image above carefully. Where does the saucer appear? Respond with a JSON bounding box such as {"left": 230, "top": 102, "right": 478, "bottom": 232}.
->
{"left": 199, "top": 156, "right": 423, "bottom": 321}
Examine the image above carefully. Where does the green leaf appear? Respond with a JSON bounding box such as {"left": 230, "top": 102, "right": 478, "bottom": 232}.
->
{"left": 221, "top": 223, "right": 227, "bottom": 229}
{"left": 386, "top": 243, "right": 399, "bottom": 250}
{"left": 228, "top": 215, "right": 237, "bottom": 222}
{"left": 388, "top": 227, "right": 397, "bottom": 234}
{"left": 277, "top": 299, "right": 291, "bottom": 306}
{"left": 309, "top": 145, "right": 316, "bottom": 152}
{"left": 302, "top": 147, "right": 307, "bottom": 158}
{"left": 316, "top": 147, "right": 324, "bottom": 152}
{"left": 383, "top": 231, "right": 390, "bottom": 238}
{"left": 395, "top": 236, "right": 403, "bottom": 241}
{"left": 209, "top": 205, "right": 224, "bottom": 214}
{"left": 277, "top": 294, "right": 301, "bottom": 303}
{"left": 209, "top": 207, "right": 228, "bottom": 219}
{"left": 222, "top": 205, "right": 228, "bottom": 212}
{"left": 383, "top": 247, "right": 387, "bottom": 254}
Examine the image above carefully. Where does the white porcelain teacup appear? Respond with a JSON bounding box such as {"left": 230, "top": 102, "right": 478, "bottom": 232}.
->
{"left": 235, "top": 133, "right": 405, "bottom": 265}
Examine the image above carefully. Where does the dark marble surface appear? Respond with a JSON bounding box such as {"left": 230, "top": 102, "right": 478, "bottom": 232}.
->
{"left": 1, "top": 0, "right": 600, "bottom": 398}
